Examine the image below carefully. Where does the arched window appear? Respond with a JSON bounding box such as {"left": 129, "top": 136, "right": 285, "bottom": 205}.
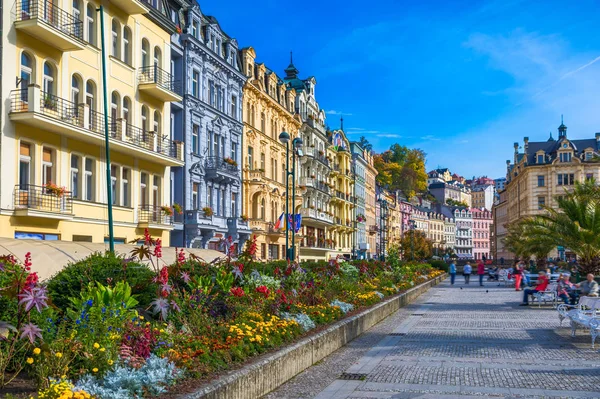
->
{"left": 86, "top": 4, "right": 96, "bottom": 45}
{"left": 141, "top": 105, "right": 149, "bottom": 132}
{"left": 122, "top": 97, "right": 131, "bottom": 124}
{"left": 153, "top": 111, "right": 160, "bottom": 134}
{"left": 43, "top": 62, "right": 56, "bottom": 95}
{"left": 71, "top": 74, "right": 82, "bottom": 104}
{"left": 110, "top": 91, "right": 120, "bottom": 122}
{"left": 20, "top": 52, "right": 34, "bottom": 90}
{"left": 111, "top": 19, "right": 121, "bottom": 59}
{"left": 123, "top": 27, "right": 132, "bottom": 65}
{"left": 153, "top": 46, "right": 161, "bottom": 68}
{"left": 141, "top": 39, "right": 149, "bottom": 68}
{"left": 260, "top": 198, "right": 265, "bottom": 220}
{"left": 86, "top": 80, "right": 96, "bottom": 129}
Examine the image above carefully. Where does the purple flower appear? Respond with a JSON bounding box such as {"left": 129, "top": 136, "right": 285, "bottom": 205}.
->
{"left": 170, "top": 300, "right": 181, "bottom": 313}
{"left": 18, "top": 286, "right": 48, "bottom": 313}
{"left": 180, "top": 271, "right": 191, "bottom": 283}
{"left": 150, "top": 298, "right": 170, "bottom": 320}
{"left": 0, "top": 262, "right": 4, "bottom": 272}
{"left": 20, "top": 323, "right": 42, "bottom": 344}
{"left": 160, "top": 283, "right": 173, "bottom": 295}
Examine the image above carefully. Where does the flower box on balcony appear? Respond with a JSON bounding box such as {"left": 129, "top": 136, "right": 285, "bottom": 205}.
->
{"left": 202, "top": 206, "right": 214, "bottom": 217}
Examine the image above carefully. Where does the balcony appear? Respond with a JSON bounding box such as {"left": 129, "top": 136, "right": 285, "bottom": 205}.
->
{"left": 205, "top": 156, "right": 239, "bottom": 184}
{"left": 115, "top": 0, "right": 149, "bottom": 14}
{"left": 300, "top": 208, "right": 333, "bottom": 225}
{"left": 9, "top": 87, "right": 183, "bottom": 166}
{"left": 304, "top": 147, "right": 330, "bottom": 167}
{"left": 13, "top": 0, "right": 85, "bottom": 51}
{"left": 249, "top": 218, "right": 267, "bottom": 231}
{"left": 369, "top": 225, "right": 378, "bottom": 235}
{"left": 266, "top": 223, "right": 284, "bottom": 237}
{"left": 138, "top": 205, "right": 173, "bottom": 228}
{"left": 306, "top": 117, "right": 326, "bottom": 134}
{"left": 299, "top": 177, "right": 330, "bottom": 195}
{"left": 300, "top": 237, "right": 333, "bottom": 250}
{"left": 138, "top": 66, "right": 182, "bottom": 102}
{"left": 13, "top": 184, "right": 73, "bottom": 220}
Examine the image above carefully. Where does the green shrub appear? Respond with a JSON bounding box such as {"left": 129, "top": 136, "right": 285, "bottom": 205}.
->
{"left": 47, "top": 252, "right": 156, "bottom": 311}
{"left": 429, "top": 260, "right": 448, "bottom": 272}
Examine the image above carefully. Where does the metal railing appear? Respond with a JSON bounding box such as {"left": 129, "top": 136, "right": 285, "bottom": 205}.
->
{"left": 14, "top": 184, "right": 73, "bottom": 214}
{"left": 14, "top": 0, "right": 84, "bottom": 40}
{"left": 138, "top": 205, "right": 173, "bottom": 225}
{"left": 301, "top": 237, "right": 332, "bottom": 249}
{"left": 138, "top": 65, "right": 181, "bottom": 95}
{"left": 205, "top": 156, "right": 239, "bottom": 174}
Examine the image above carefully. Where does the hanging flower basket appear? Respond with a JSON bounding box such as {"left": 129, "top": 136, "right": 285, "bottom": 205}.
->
{"left": 173, "top": 203, "right": 183, "bottom": 215}
{"left": 202, "top": 206, "right": 214, "bottom": 217}
{"left": 161, "top": 205, "right": 174, "bottom": 217}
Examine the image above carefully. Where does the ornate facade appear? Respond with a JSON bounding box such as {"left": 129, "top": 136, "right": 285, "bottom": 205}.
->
{"left": 472, "top": 208, "right": 492, "bottom": 260}
{"left": 241, "top": 48, "right": 301, "bottom": 260}
{"left": 454, "top": 208, "right": 473, "bottom": 259}
{"left": 351, "top": 142, "right": 368, "bottom": 258}
{"left": 364, "top": 151, "right": 378, "bottom": 258}
{"left": 170, "top": 3, "right": 250, "bottom": 250}
{"left": 2, "top": 0, "right": 182, "bottom": 244}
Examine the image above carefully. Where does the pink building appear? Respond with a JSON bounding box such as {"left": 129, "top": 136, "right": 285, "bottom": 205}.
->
{"left": 471, "top": 208, "right": 492, "bottom": 260}
{"left": 400, "top": 199, "right": 413, "bottom": 236}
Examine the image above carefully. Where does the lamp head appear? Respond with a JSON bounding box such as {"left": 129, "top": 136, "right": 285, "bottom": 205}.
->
{"left": 279, "top": 131, "right": 290, "bottom": 144}
{"left": 293, "top": 137, "right": 303, "bottom": 149}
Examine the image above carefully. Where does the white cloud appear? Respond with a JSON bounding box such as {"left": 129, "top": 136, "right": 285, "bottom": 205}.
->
{"left": 325, "top": 110, "right": 353, "bottom": 116}
{"left": 420, "top": 135, "right": 441, "bottom": 141}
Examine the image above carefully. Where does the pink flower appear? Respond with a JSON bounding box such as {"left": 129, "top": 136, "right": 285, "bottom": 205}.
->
{"left": 154, "top": 239, "right": 162, "bottom": 259}
{"left": 24, "top": 252, "right": 32, "bottom": 271}
{"left": 144, "top": 228, "right": 152, "bottom": 245}
{"left": 18, "top": 286, "right": 48, "bottom": 312}
{"left": 20, "top": 323, "right": 42, "bottom": 344}
{"left": 177, "top": 248, "right": 186, "bottom": 265}
{"left": 180, "top": 271, "right": 191, "bottom": 283}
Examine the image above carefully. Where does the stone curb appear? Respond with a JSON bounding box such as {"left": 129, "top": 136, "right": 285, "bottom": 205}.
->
{"left": 179, "top": 274, "right": 447, "bottom": 399}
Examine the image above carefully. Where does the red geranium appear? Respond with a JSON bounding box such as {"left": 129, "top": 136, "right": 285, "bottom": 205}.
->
{"left": 255, "top": 285, "right": 270, "bottom": 298}
{"left": 230, "top": 287, "right": 245, "bottom": 297}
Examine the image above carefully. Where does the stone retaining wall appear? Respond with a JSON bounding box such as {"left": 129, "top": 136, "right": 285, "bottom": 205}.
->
{"left": 180, "top": 274, "right": 446, "bottom": 399}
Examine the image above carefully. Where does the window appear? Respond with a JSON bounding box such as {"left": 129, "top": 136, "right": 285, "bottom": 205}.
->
{"left": 140, "top": 173, "right": 148, "bottom": 206}
{"left": 261, "top": 243, "right": 266, "bottom": 259}
{"left": 111, "top": 19, "right": 121, "bottom": 58}
{"left": 538, "top": 196, "right": 545, "bottom": 210}
{"left": 73, "top": 0, "right": 81, "bottom": 27}
{"left": 84, "top": 158, "right": 95, "bottom": 201}
{"left": 192, "top": 183, "right": 199, "bottom": 210}
{"left": 248, "top": 147, "right": 253, "bottom": 169}
{"left": 122, "top": 97, "right": 131, "bottom": 125}
{"left": 207, "top": 186, "right": 213, "bottom": 208}
{"left": 231, "top": 142, "right": 237, "bottom": 162}
{"left": 231, "top": 192, "right": 237, "bottom": 217}
{"left": 15, "top": 232, "right": 59, "bottom": 241}
{"left": 260, "top": 198, "right": 265, "bottom": 219}
{"left": 152, "top": 176, "right": 160, "bottom": 208}
{"left": 86, "top": 80, "right": 96, "bottom": 127}
{"left": 153, "top": 111, "right": 161, "bottom": 134}
{"left": 260, "top": 113, "right": 265, "bottom": 132}
{"left": 221, "top": 188, "right": 226, "bottom": 216}
{"left": 192, "top": 20, "right": 199, "bottom": 38}
{"left": 586, "top": 152, "right": 593, "bottom": 161}
{"left": 110, "top": 91, "right": 120, "bottom": 127}
{"left": 19, "top": 142, "right": 32, "bottom": 189}
{"left": 557, "top": 173, "right": 575, "bottom": 186}
{"left": 110, "top": 165, "right": 118, "bottom": 205}
{"left": 141, "top": 106, "right": 149, "bottom": 131}
{"left": 153, "top": 46, "right": 161, "bottom": 68}
{"left": 20, "top": 52, "right": 34, "bottom": 96}
{"left": 260, "top": 153, "right": 265, "bottom": 170}
{"left": 192, "top": 124, "right": 199, "bottom": 153}
{"left": 43, "top": 62, "right": 56, "bottom": 95}
{"left": 208, "top": 80, "right": 215, "bottom": 107}
{"left": 71, "top": 154, "right": 80, "bottom": 199}
{"left": 537, "top": 175, "right": 545, "bottom": 187}
{"left": 141, "top": 39, "right": 149, "bottom": 68}
{"left": 42, "top": 147, "right": 54, "bottom": 186}
{"left": 559, "top": 152, "right": 572, "bottom": 162}
{"left": 192, "top": 70, "right": 199, "bottom": 97}
{"left": 123, "top": 27, "right": 132, "bottom": 65}
{"left": 86, "top": 4, "right": 96, "bottom": 45}
{"left": 122, "top": 168, "right": 130, "bottom": 207}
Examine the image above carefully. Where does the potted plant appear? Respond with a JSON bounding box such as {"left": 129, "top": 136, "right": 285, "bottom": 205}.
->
{"left": 241, "top": 214, "right": 249, "bottom": 222}
{"left": 173, "top": 203, "right": 183, "bottom": 215}
{"left": 161, "top": 205, "right": 174, "bottom": 217}
{"left": 223, "top": 157, "right": 238, "bottom": 167}
{"left": 44, "top": 182, "right": 66, "bottom": 197}
{"left": 175, "top": 24, "right": 182, "bottom": 34}
{"left": 44, "top": 95, "right": 57, "bottom": 110}
{"left": 202, "top": 206, "right": 214, "bottom": 217}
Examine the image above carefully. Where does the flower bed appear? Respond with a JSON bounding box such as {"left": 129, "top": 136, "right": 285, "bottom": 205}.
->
{"left": 0, "top": 233, "right": 443, "bottom": 399}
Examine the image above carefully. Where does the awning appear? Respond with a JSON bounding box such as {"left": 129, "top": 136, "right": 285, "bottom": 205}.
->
{"left": 0, "top": 238, "right": 226, "bottom": 280}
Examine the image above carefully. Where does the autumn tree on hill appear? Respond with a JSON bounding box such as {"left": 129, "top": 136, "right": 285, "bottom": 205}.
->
{"left": 374, "top": 144, "right": 428, "bottom": 199}
{"left": 399, "top": 230, "right": 433, "bottom": 261}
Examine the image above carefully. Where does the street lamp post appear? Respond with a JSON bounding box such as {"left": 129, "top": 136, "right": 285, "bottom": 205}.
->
{"left": 279, "top": 132, "right": 303, "bottom": 261}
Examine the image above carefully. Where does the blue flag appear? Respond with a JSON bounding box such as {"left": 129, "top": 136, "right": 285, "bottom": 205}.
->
{"left": 294, "top": 213, "right": 302, "bottom": 233}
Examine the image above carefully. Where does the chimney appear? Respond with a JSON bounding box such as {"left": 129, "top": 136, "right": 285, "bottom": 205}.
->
{"left": 523, "top": 137, "right": 529, "bottom": 153}
{"left": 514, "top": 142, "right": 519, "bottom": 164}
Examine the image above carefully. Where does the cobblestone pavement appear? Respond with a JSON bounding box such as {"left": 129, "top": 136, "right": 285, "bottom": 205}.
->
{"left": 264, "top": 280, "right": 600, "bottom": 399}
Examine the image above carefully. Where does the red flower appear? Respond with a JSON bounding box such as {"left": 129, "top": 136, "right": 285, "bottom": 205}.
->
{"left": 176, "top": 248, "right": 186, "bottom": 265}
{"left": 158, "top": 266, "right": 169, "bottom": 285}
{"left": 154, "top": 238, "right": 162, "bottom": 259}
{"left": 23, "top": 272, "right": 38, "bottom": 292}
{"left": 230, "top": 287, "right": 245, "bottom": 297}
{"left": 24, "top": 252, "right": 32, "bottom": 271}
{"left": 144, "top": 228, "right": 152, "bottom": 245}
{"left": 255, "top": 285, "right": 270, "bottom": 298}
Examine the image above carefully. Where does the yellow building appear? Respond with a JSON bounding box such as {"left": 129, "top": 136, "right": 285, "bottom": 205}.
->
{"left": 364, "top": 151, "right": 378, "bottom": 258}
{"left": 328, "top": 129, "right": 354, "bottom": 256}
{"left": 240, "top": 48, "right": 302, "bottom": 260}
{"left": 427, "top": 211, "right": 445, "bottom": 253}
{"left": 1, "top": 0, "right": 183, "bottom": 244}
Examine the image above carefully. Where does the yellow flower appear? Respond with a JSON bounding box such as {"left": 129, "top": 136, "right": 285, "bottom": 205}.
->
{"left": 92, "top": 368, "right": 98, "bottom": 373}
{"left": 93, "top": 343, "right": 100, "bottom": 349}
{"left": 99, "top": 347, "right": 106, "bottom": 352}
{"left": 55, "top": 352, "right": 63, "bottom": 358}
{"left": 26, "top": 357, "right": 34, "bottom": 364}
{"left": 139, "top": 316, "right": 144, "bottom": 320}
{"left": 33, "top": 347, "right": 41, "bottom": 355}
{"left": 159, "top": 329, "right": 165, "bottom": 333}
{"left": 107, "top": 360, "right": 114, "bottom": 366}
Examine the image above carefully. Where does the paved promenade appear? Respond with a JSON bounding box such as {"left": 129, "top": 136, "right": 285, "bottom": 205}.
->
{"left": 265, "top": 278, "right": 600, "bottom": 399}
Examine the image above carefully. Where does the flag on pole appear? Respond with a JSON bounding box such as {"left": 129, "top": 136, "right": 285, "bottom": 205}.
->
{"left": 287, "top": 213, "right": 294, "bottom": 232}
{"left": 274, "top": 212, "right": 285, "bottom": 230}
{"left": 294, "top": 213, "right": 302, "bottom": 233}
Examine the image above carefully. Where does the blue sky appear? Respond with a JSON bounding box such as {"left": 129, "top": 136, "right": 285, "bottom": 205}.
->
{"left": 199, "top": 0, "right": 600, "bottom": 178}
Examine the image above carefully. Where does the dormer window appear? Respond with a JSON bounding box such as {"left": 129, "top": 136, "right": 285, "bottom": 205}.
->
{"left": 537, "top": 154, "right": 544, "bottom": 164}
{"left": 586, "top": 152, "right": 593, "bottom": 161}
{"left": 559, "top": 152, "right": 572, "bottom": 162}
{"left": 191, "top": 20, "right": 199, "bottom": 38}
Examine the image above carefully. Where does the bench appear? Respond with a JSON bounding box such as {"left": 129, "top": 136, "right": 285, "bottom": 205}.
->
{"left": 498, "top": 269, "right": 514, "bottom": 287}
{"left": 557, "top": 296, "right": 600, "bottom": 348}
{"left": 531, "top": 283, "right": 558, "bottom": 308}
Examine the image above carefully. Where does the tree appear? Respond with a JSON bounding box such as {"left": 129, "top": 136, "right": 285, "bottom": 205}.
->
{"left": 446, "top": 198, "right": 469, "bottom": 208}
{"left": 503, "top": 221, "right": 553, "bottom": 270}
{"left": 358, "top": 136, "right": 373, "bottom": 152}
{"left": 399, "top": 230, "right": 433, "bottom": 261}
{"left": 518, "top": 179, "right": 600, "bottom": 274}
{"left": 374, "top": 145, "right": 428, "bottom": 199}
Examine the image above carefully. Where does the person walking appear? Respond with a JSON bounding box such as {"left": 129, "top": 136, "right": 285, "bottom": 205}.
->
{"left": 477, "top": 260, "right": 485, "bottom": 286}
{"left": 513, "top": 262, "right": 523, "bottom": 291}
{"left": 449, "top": 261, "right": 457, "bottom": 285}
{"left": 463, "top": 262, "right": 472, "bottom": 285}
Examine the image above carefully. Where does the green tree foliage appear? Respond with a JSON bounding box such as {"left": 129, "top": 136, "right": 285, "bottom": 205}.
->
{"left": 374, "top": 144, "right": 428, "bottom": 199}
{"left": 358, "top": 136, "right": 373, "bottom": 152}
{"left": 399, "top": 230, "right": 433, "bottom": 261}
{"left": 512, "top": 179, "right": 600, "bottom": 274}
{"left": 503, "top": 222, "right": 553, "bottom": 270}
{"left": 446, "top": 198, "right": 469, "bottom": 208}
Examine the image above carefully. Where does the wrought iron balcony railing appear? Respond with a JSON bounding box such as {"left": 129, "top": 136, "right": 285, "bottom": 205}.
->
{"left": 14, "top": 0, "right": 84, "bottom": 40}
{"left": 205, "top": 156, "right": 239, "bottom": 174}
{"left": 138, "top": 65, "right": 181, "bottom": 95}
{"left": 138, "top": 205, "right": 173, "bottom": 225}
{"left": 14, "top": 184, "right": 73, "bottom": 214}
